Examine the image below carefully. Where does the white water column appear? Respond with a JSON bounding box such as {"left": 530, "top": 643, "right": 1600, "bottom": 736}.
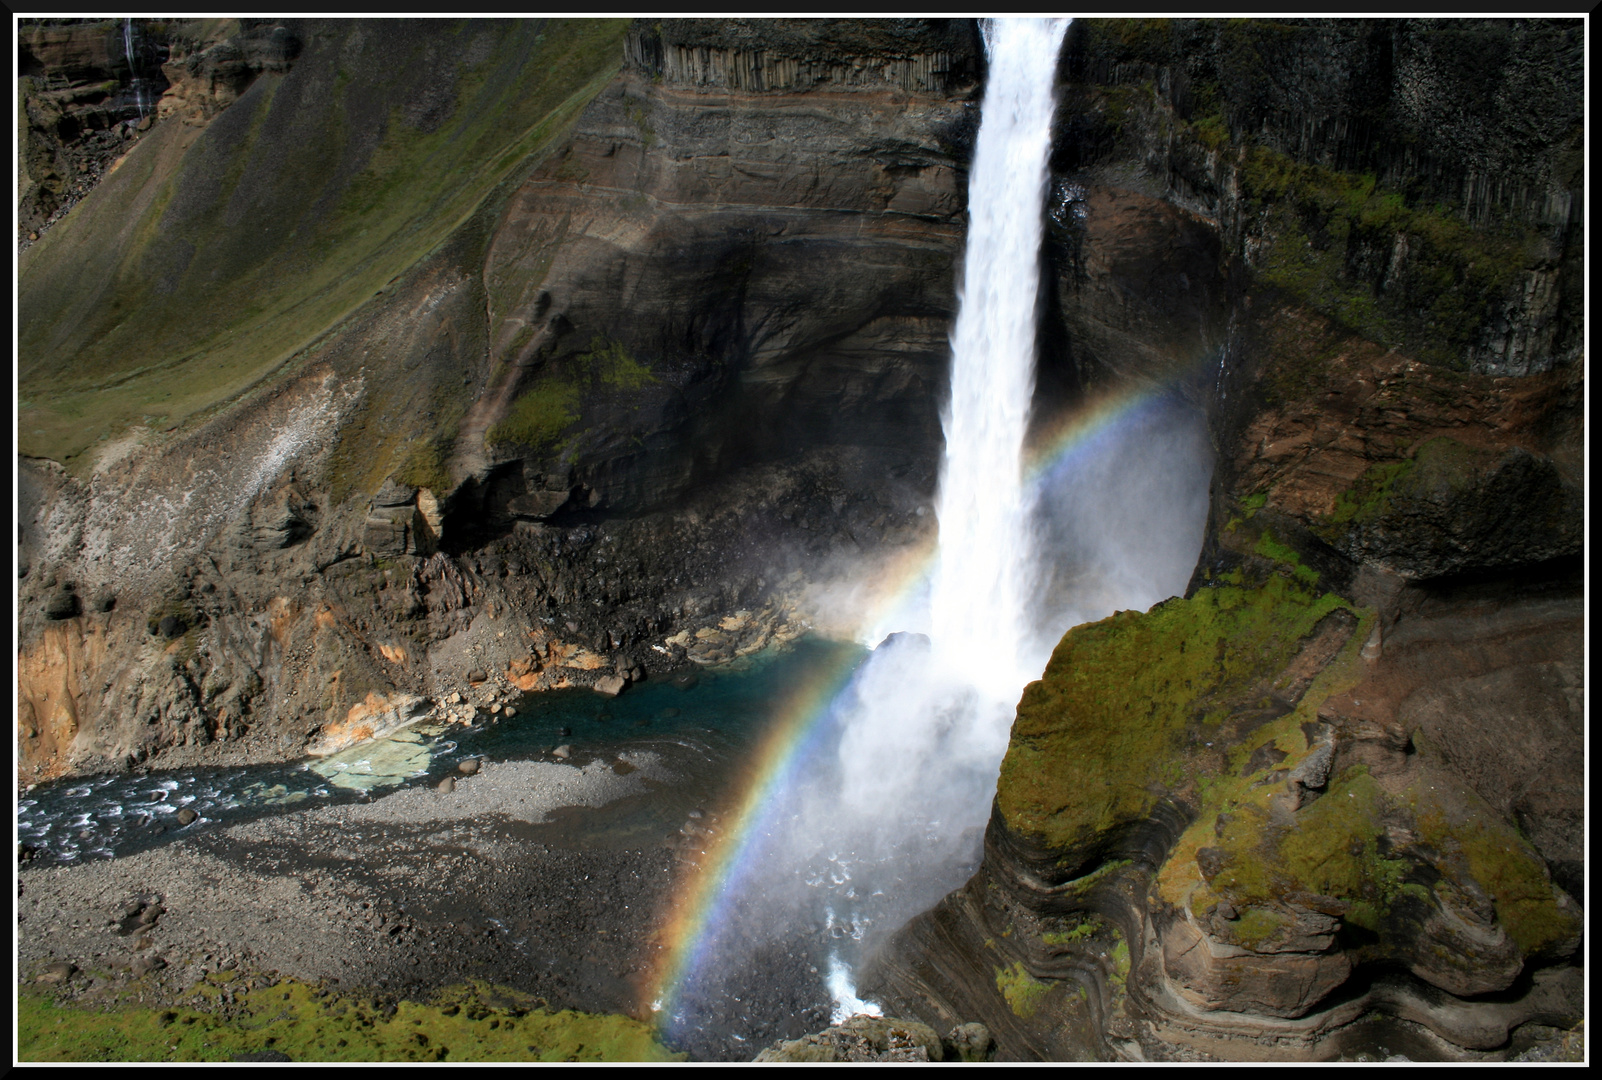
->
{"left": 929, "top": 17, "right": 1070, "bottom": 700}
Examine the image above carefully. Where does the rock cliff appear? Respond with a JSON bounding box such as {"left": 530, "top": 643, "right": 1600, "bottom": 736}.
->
{"left": 17, "top": 18, "right": 981, "bottom": 782}
{"left": 863, "top": 17, "right": 1582, "bottom": 1061}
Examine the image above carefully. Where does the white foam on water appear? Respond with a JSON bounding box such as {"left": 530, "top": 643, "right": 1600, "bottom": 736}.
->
{"left": 827, "top": 953, "right": 884, "bottom": 1024}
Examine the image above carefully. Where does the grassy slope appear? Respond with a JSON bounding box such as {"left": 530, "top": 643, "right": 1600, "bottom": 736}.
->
{"left": 18, "top": 19, "right": 629, "bottom": 468}
{"left": 18, "top": 977, "right": 681, "bottom": 1063}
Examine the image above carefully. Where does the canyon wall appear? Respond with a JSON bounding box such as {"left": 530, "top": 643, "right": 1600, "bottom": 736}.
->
{"left": 864, "top": 17, "right": 1583, "bottom": 1061}
{"left": 14, "top": 17, "right": 1584, "bottom": 1062}
{"left": 17, "top": 18, "right": 981, "bottom": 782}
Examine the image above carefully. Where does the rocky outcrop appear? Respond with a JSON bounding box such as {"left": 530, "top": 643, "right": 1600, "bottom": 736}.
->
{"left": 867, "top": 16, "right": 1583, "bottom": 1063}
{"left": 753, "top": 1015, "right": 953, "bottom": 1062}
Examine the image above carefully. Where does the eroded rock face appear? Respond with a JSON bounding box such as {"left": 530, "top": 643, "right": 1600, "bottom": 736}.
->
{"left": 866, "top": 16, "right": 1582, "bottom": 1063}
{"left": 15, "top": 19, "right": 972, "bottom": 785}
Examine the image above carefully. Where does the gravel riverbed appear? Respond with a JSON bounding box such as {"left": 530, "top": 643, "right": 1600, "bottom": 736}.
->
{"left": 17, "top": 755, "right": 692, "bottom": 1023}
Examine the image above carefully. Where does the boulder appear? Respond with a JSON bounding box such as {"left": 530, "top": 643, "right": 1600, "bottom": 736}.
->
{"left": 593, "top": 674, "right": 627, "bottom": 696}
{"left": 129, "top": 954, "right": 166, "bottom": 976}
{"left": 36, "top": 961, "right": 77, "bottom": 985}
{"left": 506, "top": 489, "right": 571, "bottom": 520}
{"left": 372, "top": 479, "right": 419, "bottom": 507}
{"left": 944, "top": 1022, "right": 993, "bottom": 1062}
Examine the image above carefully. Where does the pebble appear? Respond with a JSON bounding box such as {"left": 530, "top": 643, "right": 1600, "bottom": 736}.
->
{"left": 552, "top": 745, "right": 572, "bottom": 760}
{"left": 457, "top": 758, "right": 480, "bottom": 776}
{"left": 436, "top": 776, "right": 455, "bottom": 793}
{"left": 176, "top": 808, "right": 199, "bottom": 826}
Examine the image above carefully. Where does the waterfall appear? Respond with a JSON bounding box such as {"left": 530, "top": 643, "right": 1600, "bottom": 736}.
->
{"left": 930, "top": 17, "right": 1070, "bottom": 698}
{"left": 124, "top": 18, "right": 146, "bottom": 118}
{"left": 656, "top": 21, "right": 1083, "bottom": 1052}
{"left": 798, "top": 13, "right": 1072, "bottom": 1016}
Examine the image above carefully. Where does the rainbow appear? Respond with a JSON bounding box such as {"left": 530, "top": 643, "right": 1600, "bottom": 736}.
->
{"left": 646, "top": 643, "right": 864, "bottom": 1031}
{"left": 1024, "top": 382, "right": 1174, "bottom": 486}
{"left": 644, "top": 379, "right": 1185, "bottom": 1034}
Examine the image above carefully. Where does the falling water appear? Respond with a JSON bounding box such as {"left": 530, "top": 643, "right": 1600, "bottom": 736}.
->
{"left": 654, "top": 20, "right": 1078, "bottom": 1056}
{"left": 124, "top": 18, "right": 147, "bottom": 118}
{"left": 930, "top": 17, "right": 1070, "bottom": 698}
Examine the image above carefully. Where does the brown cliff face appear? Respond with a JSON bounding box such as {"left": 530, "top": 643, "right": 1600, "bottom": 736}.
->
{"left": 16, "top": 19, "right": 978, "bottom": 784}
{"left": 866, "top": 17, "right": 1583, "bottom": 1062}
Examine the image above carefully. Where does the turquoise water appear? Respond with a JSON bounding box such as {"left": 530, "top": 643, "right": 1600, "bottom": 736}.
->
{"left": 17, "top": 637, "right": 867, "bottom": 867}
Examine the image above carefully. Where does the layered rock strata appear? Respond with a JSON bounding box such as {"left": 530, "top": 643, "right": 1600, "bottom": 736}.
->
{"left": 17, "top": 19, "right": 978, "bottom": 784}
{"left": 866, "top": 17, "right": 1583, "bottom": 1062}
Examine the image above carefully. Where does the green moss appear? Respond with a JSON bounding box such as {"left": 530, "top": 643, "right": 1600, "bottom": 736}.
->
{"left": 1413, "top": 788, "right": 1581, "bottom": 956}
{"left": 1108, "top": 939, "right": 1131, "bottom": 988}
{"left": 1240, "top": 492, "right": 1268, "bottom": 514}
{"left": 1157, "top": 605, "right": 1378, "bottom": 910}
{"left": 1203, "top": 768, "right": 1407, "bottom": 920}
{"left": 995, "top": 962, "right": 1050, "bottom": 1020}
{"left": 1230, "top": 907, "right": 1290, "bottom": 949}
{"left": 585, "top": 336, "right": 655, "bottom": 390}
{"left": 1321, "top": 437, "right": 1495, "bottom": 537}
{"left": 1240, "top": 148, "right": 1532, "bottom": 368}
{"left": 394, "top": 437, "right": 452, "bottom": 493}
{"left": 1193, "top": 111, "right": 1230, "bottom": 151}
{"left": 485, "top": 336, "right": 654, "bottom": 452}
{"left": 1325, "top": 458, "right": 1414, "bottom": 528}
{"left": 1252, "top": 530, "right": 1320, "bottom": 586}
{"left": 1042, "top": 921, "right": 1099, "bottom": 947}
{"left": 17, "top": 978, "right": 680, "bottom": 1063}
{"left": 487, "top": 381, "right": 581, "bottom": 452}
{"left": 998, "top": 575, "right": 1350, "bottom": 852}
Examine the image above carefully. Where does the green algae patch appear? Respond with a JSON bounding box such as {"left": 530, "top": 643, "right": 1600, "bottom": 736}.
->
{"left": 995, "top": 962, "right": 1050, "bottom": 1020}
{"left": 997, "top": 575, "right": 1350, "bottom": 853}
{"left": 18, "top": 978, "right": 681, "bottom": 1063}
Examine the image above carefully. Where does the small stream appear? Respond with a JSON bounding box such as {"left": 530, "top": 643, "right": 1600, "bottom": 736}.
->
{"left": 17, "top": 637, "right": 867, "bottom": 868}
